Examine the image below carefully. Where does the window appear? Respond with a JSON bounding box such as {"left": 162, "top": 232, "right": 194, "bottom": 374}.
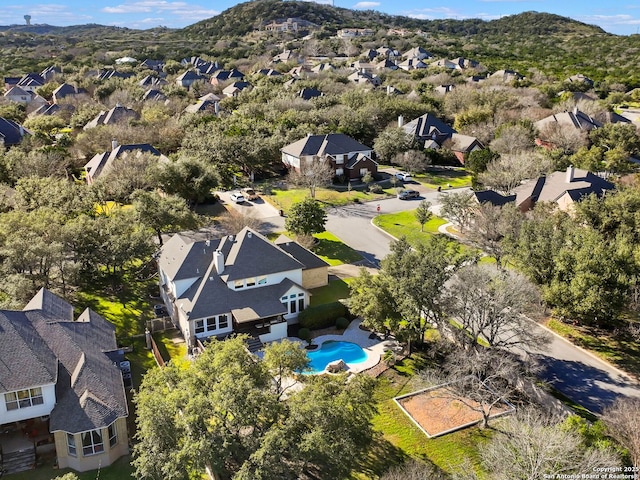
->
{"left": 234, "top": 280, "right": 243, "bottom": 290}
{"left": 298, "top": 298, "right": 304, "bottom": 312}
{"left": 82, "top": 429, "right": 104, "bottom": 456}
{"left": 257, "top": 276, "right": 267, "bottom": 285}
{"left": 218, "top": 314, "right": 228, "bottom": 329}
{"left": 67, "top": 433, "right": 76, "bottom": 456}
{"left": 194, "top": 319, "right": 205, "bottom": 334}
{"left": 206, "top": 317, "right": 216, "bottom": 331}
{"left": 4, "top": 387, "right": 44, "bottom": 411}
{"left": 335, "top": 155, "right": 344, "bottom": 165}
{"left": 290, "top": 300, "right": 297, "bottom": 314}
{"left": 335, "top": 168, "right": 344, "bottom": 176}
{"left": 246, "top": 277, "right": 255, "bottom": 287}
{"left": 360, "top": 168, "right": 369, "bottom": 176}
{"left": 108, "top": 423, "right": 117, "bottom": 447}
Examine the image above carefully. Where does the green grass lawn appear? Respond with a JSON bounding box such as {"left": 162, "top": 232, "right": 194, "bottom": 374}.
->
{"left": 312, "top": 231, "right": 364, "bottom": 266}
{"left": 546, "top": 318, "right": 640, "bottom": 378}
{"left": 6, "top": 454, "right": 135, "bottom": 480}
{"left": 266, "top": 187, "right": 393, "bottom": 212}
{"left": 154, "top": 329, "right": 189, "bottom": 368}
{"left": 414, "top": 169, "right": 472, "bottom": 189}
{"left": 373, "top": 210, "right": 447, "bottom": 242}
{"left": 310, "top": 278, "right": 354, "bottom": 306}
{"left": 351, "top": 356, "right": 492, "bottom": 479}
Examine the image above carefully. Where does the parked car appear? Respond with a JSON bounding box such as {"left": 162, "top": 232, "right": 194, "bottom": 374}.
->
{"left": 230, "top": 192, "right": 245, "bottom": 203}
{"left": 397, "top": 189, "right": 420, "bottom": 200}
{"left": 154, "top": 304, "right": 168, "bottom": 317}
{"left": 395, "top": 171, "right": 412, "bottom": 181}
{"left": 242, "top": 187, "right": 259, "bottom": 201}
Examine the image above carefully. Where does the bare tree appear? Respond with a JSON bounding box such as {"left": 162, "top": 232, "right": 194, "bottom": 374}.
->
{"left": 218, "top": 209, "right": 263, "bottom": 235}
{"left": 392, "top": 149, "right": 431, "bottom": 173}
{"left": 287, "top": 159, "right": 334, "bottom": 198}
{"left": 478, "top": 151, "right": 553, "bottom": 194}
{"left": 480, "top": 409, "right": 622, "bottom": 479}
{"left": 490, "top": 124, "right": 536, "bottom": 155}
{"left": 422, "top": 348, "right": 521, "bottom": 428}
{"left": 439, "top": 191, "right": 476, "bottom": 233}
{"left": 602, "top": 397, "right": 640, "bottom": 468}
{"left": 537, "top": 121, "right": 589, "bottom": 154}
{"left": 443, "top": 264, "right": 549, "bottom": 353}
{"left": 467, "top": 203, "right": 522, "bottom": 268}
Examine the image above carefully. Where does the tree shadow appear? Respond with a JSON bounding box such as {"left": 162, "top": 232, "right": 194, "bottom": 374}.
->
{"left": 350, "top": 431, "right": 408, "bottom": 479}
{"left": 312, "top": 238, "right": 364, "bottom": 264}
{"left": 532, "top": 353, "right": 640, "bottom": 413}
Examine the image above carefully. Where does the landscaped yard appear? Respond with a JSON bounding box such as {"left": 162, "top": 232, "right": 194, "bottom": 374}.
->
{"left": 265, "top": 186, "right": 393, "bottom": 212}
{"left": 6, "top": 455, "right": 135, "bottom": 480}
{"left": 373, "top": 210, "right": 447, "bottom": 241}
{"left": 414, "top": 169, "right": 473, "bottom": 189}
{"left": 312, "top": 231, "right": 364, "bottom": 266}
{"left": 310, "top": 278, "right": 353, "bottom": 306}
{"left": 351, "top": 355, "right": 493, "bottom": 479}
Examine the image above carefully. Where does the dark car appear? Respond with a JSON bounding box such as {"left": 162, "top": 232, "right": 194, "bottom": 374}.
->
{"left": 154, "top": 304, "right": 168, "bottom": 317}
{"left": 397, "top": 189, "right": 420, "bottom": 200}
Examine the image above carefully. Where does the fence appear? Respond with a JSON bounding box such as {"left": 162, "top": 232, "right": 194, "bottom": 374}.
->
{"left": 149, "top": 335, "right": 166, "bottom": 368}
{"left": 146, "top": 316, "right": 175, "bottom": 333}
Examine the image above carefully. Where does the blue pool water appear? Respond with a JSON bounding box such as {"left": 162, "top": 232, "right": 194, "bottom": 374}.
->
{"left": 305, "top": 340, "right": 367, "bottom": 374}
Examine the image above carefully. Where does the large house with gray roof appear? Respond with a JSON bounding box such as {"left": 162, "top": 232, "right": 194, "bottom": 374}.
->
{"left": 83, "top": 141, "right": 168, "bottom": 185}
{"left": 281, "top": 133, "right": 378, "bottom": 180}
{"left": 474, "top": 166, "right": 614, "bottom": 213}
{"left": 157, "top": 227, "right": 328, "bottom": 351}
{"left": 0, "top": 289, "right": 129, "bottom": 474}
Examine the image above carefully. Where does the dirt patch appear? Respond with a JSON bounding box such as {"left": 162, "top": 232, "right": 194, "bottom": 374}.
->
{"left": 397, "top": 387, "right": 513, "bottom": 437}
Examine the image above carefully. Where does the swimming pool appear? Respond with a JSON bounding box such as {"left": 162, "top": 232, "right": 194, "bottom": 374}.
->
{"left": 305, "top": 340, "right": 368, "bottom": 374}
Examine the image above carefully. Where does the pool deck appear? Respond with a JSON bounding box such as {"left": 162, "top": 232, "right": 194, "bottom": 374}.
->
{"left": 285, "top": 318, "right": 401, "bottom": 374}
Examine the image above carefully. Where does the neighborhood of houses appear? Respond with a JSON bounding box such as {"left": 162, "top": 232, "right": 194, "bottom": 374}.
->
{"left": 0, "top": 23, "right": 637, "bottom": 477}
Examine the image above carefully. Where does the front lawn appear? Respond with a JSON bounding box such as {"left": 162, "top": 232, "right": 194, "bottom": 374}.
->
{"left": 266, "top": 186, "right": 393, "bottom": 212}
{"left": 373, "top": 210, "right": 447, "bottom": 242}
{"left": 312, "top": 231, "right": 364, "bottom": 266}
{"left": 414, "top": 169, "right": 472, "bottom": 189}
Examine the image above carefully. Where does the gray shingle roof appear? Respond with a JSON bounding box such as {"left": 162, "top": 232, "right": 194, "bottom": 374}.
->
{"left": 281, "top": 134, "right": 371, "bottom": 158}
{"left": 159, "top": 228, "right": 308, "bottom": 322}
{"left": 0, "top": 289, "right": 127, "bottom": 434}
{"left": 274, "top": 235, "right": 330, "bottom": 270}
{"left": 403, "top": 113, "right": 456, "bottom": 141}
{"left": 84, "top": 143, "right": 166, "bottom": 182}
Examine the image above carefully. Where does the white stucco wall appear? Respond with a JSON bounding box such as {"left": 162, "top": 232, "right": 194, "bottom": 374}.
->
{"left": 0, "top": 383, "right": 56, "bottom": 424}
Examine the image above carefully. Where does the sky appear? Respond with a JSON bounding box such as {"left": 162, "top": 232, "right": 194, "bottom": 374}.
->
{"left": 2, "top": 0, "right": 640, "bottom": 36}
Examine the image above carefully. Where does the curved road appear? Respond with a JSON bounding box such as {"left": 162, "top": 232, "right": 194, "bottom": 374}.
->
{"left": 324, "top": 189, "right": 640, "bottom": 414}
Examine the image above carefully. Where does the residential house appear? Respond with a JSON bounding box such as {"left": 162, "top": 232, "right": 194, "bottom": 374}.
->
{"left": 176, "top": 70, "right": 207, "bottom": 88}
{"left": 16, "top": 73, "right": 45, "bottom": 93}
{"left": 376, "top": 47, "right": 399, "bottom": 58}
{"left": 566, "top": 73, "right": 594, "bottom": 87}
{"left": 281, "top": 133, "right": 378, "bottom": 180}
{"left": 348, "top": 70, "right": 382, "bottom": 87}
{"left": 0, "top": 118, "right": 29, "bottom": 148}
{"left": 490, "top": 69, "right": 523, "bottom": 82}
{"left": 140, "top": 59, "right": 164, "bottom": 72}
{"left": 197, "top": 62, "right": 222, "bottom": 76}
{"left": 115, "top": 56, "right": 137, "bottom": 65}
{"left": 272, "top": 50, "right": 301, "bottom": 64}
{"left": 374, "top": 58, "right": 399, "bottom": 71}
{"left": 29, "top": 104, "right": 62, "bottom": 117}
{"left": 184, "top": 99, "right": 220, "bottom": 114}
{"left": 52, "top": 83, "right": 88, "bottom": 104}
{"left": 96, "top": 70, "right": 133, "bottom": 81}
{"left": 83, "top": 104, "right": 139, "bottom": 130}
{"left": 310, "top": 63, "right": 334, "bottom": 74}
{"left": 288, "top": 65, "right": 311, "bottom": 78}
{"left": 403, "top": 46, "right": 432, "bottom": 60}
{"left": 402, "top": 113, "right": 482, "bottom": 164}
{"left": 534, "top": 108, "right": 602, "bottom": 148}
{"left": 397, "top": 58, "right": 428, "bottom": 71}
{"left": 253, "top": 68, "right": 282, "bottom": 77}
{"left": 0, "top": 288, "right": 129, "bottom": 474}
{"left": 337, "top": 28, "right": 374, "bottom": 38}
{"left": 157, "top": 227, "right": 329, "bottom": 350}
{"left": 430, "top": 58, "right": 458, "bottom": 70}
{"left": 474, "top": 166, "right": 614, "bottom": 213}
{"left": 40, "top": 66, "right": 62, "bottom": 82}
{"left": 451, "top": 57, "right": 484, "bottom": 71}
{"left": 299, "top": 87, "right": 323, "bottom": 100}
{"left": 223, "top": 81, "right": 251, "bottom": 97}
{"left": 350, "top": 61, "right": 374, "bottom": 73}
{"left": 209, "top": 69, "right": 245, "bottom": 86}
{"left": 434, "top": 84, "right": 456, "bottom": 95}
{"left": 138, "top": 75, "right": 167, "bottom": 88}
{"left": 83, "top": 142, "right": 168, "bottom": 185}
{"left": 142, "top": 89, "right": 167, "bottom": 102}
{"left": 3, "top": 86, "right": 31, "bottom": 103}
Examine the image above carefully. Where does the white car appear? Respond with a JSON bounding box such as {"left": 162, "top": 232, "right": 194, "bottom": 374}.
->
{"left": 395, "top": 172, "right": 412, "bottom": 181}
{"left": 230, "top": 192, "right": 245, "bottom": 203}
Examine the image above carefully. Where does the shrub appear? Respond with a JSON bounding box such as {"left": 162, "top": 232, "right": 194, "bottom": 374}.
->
{"left": 370, "top": 184, "right": 383, "bottom": 193}
{"left": 335, "top": 316, "right": 349, "bottom": 330}
{"left": 298, "top": 327, "right": 312, "bottom": 344}
{"left": 299, "top": 302, "right": 347, "bottom": 330}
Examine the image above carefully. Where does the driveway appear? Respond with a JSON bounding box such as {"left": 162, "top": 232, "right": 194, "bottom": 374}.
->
{"left": 217, "top": 191, "right": 286, "bottom": 234}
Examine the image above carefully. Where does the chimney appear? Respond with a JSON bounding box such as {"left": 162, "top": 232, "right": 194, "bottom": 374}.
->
{"left": 111, "top": 139, "right": 118, "bottom": 150}
{"left": 566, "top": 165, "right": 575, "bottom": 183}
{"left": 214, "top": 102, "right": 220, "bottom": 115}
{"left": 398, "top": 115, "right": 404, "bottom": 127}
{"left": 213, "top": 250, "right": 224, "bottom": 274}
{"left": 247, "top": 231, "right": 252, "bottom": 238}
